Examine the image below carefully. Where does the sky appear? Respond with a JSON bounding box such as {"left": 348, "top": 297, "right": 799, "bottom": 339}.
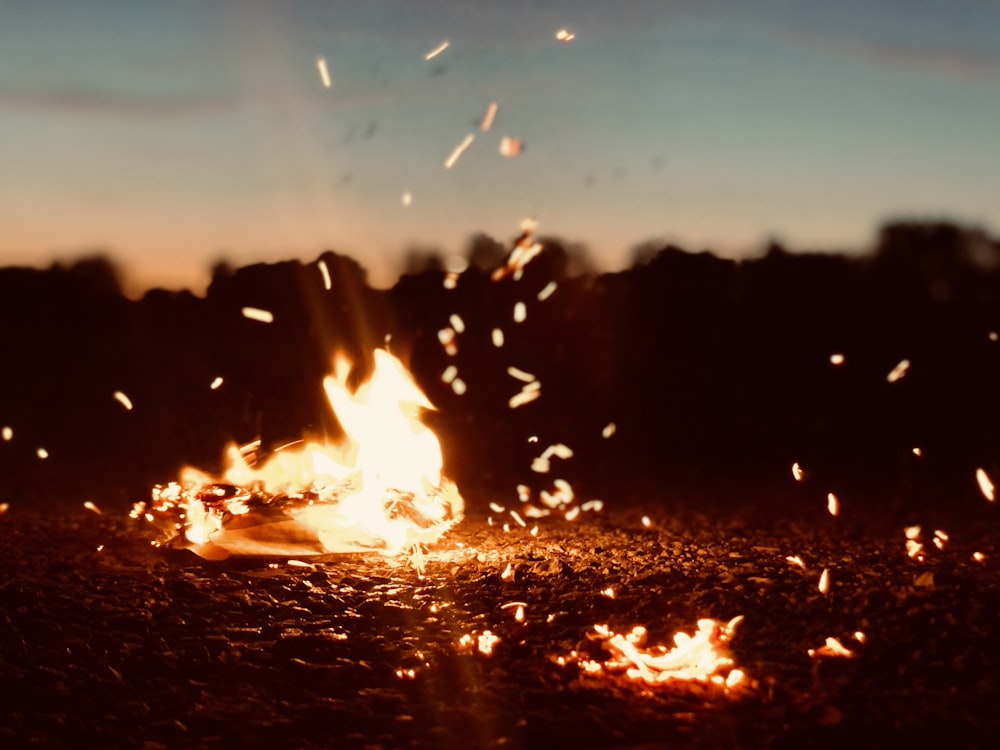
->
{"left": 1, "top": 0, "right": 998, "bottom": 294}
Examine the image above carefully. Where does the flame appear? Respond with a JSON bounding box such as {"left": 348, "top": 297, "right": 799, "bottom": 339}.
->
{"left": 567, "top": 617, "right": 747, "bottom": 690}
{"left": 133, "top": 349, "right": 463, "bottom": 566}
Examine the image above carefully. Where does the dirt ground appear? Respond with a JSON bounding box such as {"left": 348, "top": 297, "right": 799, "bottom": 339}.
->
{"left": 1, "top": 496, "right": 998, "bottom": 749}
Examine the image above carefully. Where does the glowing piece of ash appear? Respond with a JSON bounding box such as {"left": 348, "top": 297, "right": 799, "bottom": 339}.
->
{"left": 131, "top": 349, "right": 463, "bottom": 570}
{"left": 113, "top": 390, "right": 134, "bottom": 411}
{"left": 444, "top": 133, "right": 474, "bottom": 169}
{"left": 808, "top": 637, "right": 854, "bottom": 658}
{"left": 480, "top": 101, "right": 498, "bottom": 132}
{"left": 425, "top": 40, "right": 450, "bottom": 60}
{"left": 315, "top": 56, "right": 332, "bottom": 88}
{"left": 564, "top": 617, "right": 747, "bottom": 690}
{"left": 829, "top": 353, "right": 845, "bottom": 365}
{"left": 791, "top": 462, "right": 804, "bottom": 481}
{"left": 827, "top": 492, "right": 840, "bottom": 517}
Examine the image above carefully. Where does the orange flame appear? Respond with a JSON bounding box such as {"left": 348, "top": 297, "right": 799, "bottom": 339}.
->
{"left": 133, "top": 349, "right": 463, "bottom": 566}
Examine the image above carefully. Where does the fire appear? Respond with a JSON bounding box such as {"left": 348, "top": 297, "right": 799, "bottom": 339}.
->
{"left": 132, "top": 349, "right": 463, "bottom": 567}
{"left": 566, "top": 617, "right": 747, "bottom": 690}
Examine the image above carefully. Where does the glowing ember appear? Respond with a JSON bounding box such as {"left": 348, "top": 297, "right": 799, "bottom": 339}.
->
{"left": 424, "top": 40, "right": 450, "bottom": 60}
{"left": 317, "top": 260, "right": 332, "bottom": 290}
{"left": 2, "top": 425, "right": 13, "bottom": 441}
{"left": 829, "top": 353, "right": 845, "bottom": 365}
{"left": 555, "top": 29, "right": 576, "bottom": 42}
{"left": 602, "top": 422, "right": 617, "bottom": 439}
{"left": 513, "top": 301, "right": 527, "bottom": 323}
{"left": 210, "top": 376, "right": 224, "bottom": 390}
{"left": 83, "top": 500, "right": 102, "bottom": 515}
{"left": 444, "top": 133, "right": 474, "bottom": 169}
{"left": 36, "top": 447, "right": 49, "bottom": 460}
{"left": 976, "top": 467, "right": 995, "bottom": 502}
{"left": 113, "top": 390, "right": 133, "bottom": 411}
{"left": 451, "top": 378, "right": 467, "bottom": 395}
{"left": 912, "top": 446, "right": 922, "bottom": 456}
{"left": 641, "top": 515, "right": 652, "bottom": 528}
{"left": 990, "top": 331, "right": 998, "bottom": 342}
{"left": 786, "top": 555, "right": 805, "bottom": 568}
{"left": 973, "top": 551, "right": 986, "bottom": 563}
{"left": 132, "top": 349, "right": 463, "bottom": 568}
{"left": 458, "top": 630, "right": 500, "bottom": 656}
{"left": 499, "top": 136, "right": 523, "bottom": 157}
{"left": 480, "top": 101, "right": 498, "bottom": 131}
{"left": 792, "top": 462, "right": 804, "bottom": 481}
{"left": 570, "top": 617, "right": 746, "bottom": 690}
{"left": 601, "top": 587, "right": 616, "bottom": 599}
{"left": 818, "top": 568, "right": 830, "bottom": 594}
{"left": 537, "top": 281, "right": 557, "bottom": 301}
{"left": 242, "top": 306, "right": 274, "bottom": 324}
{"left": 827, "top": 492, "right": 840, "bottom": 516}
{"left": 0, "top": 502, "right": 10, "bottom": 514}
{"left": 401, "top": 191, "right": 413, "bottom": 207}
{"left": 932, "top": 529, "right": 949, "bottom": 550}
{"left": 808, "top": 637, "right": 854, "bottom": 658}
{"left": 491, "top": 328, "right": 505, "bottom": 347}
{"left": 315, "top": 56, "right": 332, "bottom": 88}
{"left": 887, "top": 358, "right": 910, "bottom": 383}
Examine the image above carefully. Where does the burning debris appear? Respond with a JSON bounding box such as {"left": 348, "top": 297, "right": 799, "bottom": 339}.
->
{"left": 562, "top": 617, "right": 747, "bottom": 691}
{"left": 132, "top": 349, "right": 463, "bottom": 570}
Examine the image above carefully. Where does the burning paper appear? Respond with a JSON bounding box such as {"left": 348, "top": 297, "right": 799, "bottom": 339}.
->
{"left": 132, "top": 349, "right": 463, "bottom": 568}
{"left": 568, "top": 617, "right": 747, "bottom": 690}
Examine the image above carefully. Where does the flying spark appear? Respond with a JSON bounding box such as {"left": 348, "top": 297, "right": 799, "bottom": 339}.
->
{"left": 2, "top": 426, "right": 12, "bottom": 441}
{"left": 602, "top": 422, "right": 617, "bottom": 438}
{"left": 449, "top": 314, "right": 465, "bottom": 334}
{"left": 113, "top": 390, "right": 133, "bottom": 411}
{"left": 441, "top": 365, "right": 458, "bottom": 384}
{"left": 818, "top": 568, "right": 830, "bottom": 594}
{"left": 83, "top": 500, "right": 102, "bottom": 515}
{"left": 507, "top": 366, "right": 535, "bottom": 382}
{"left": 829, "top": 353, "right": 845, "bottom": 365}
{"left": 36, "top": 447, "right": 49, "bottom": 460}
{"left": 792, "top": 462, "right": 804, "bottom": 481}
{"left": 210, "top": 376, "right": 224, "bottom": 390}
{"left": 976, "top": 468, "right": 995, "bottom": 501}
{"left": 887, "top": 359, "right": 910, "bottom": 383}
{"left": 513, "top": 301, "right": 527, "bottom": 323}
{"left": 451, "top": 378, "right": 467, "bottom": 395}
{"left": 318, "top": 260, "right": 332, "bottom": 290}
{"left": 480, "top": 101, "right": 498, "bottom": 131}
{"left": 492, "top": 328, "right": 505, "bottom": 348}
{"left": 827, "top": 492, "right": 839, "bottom": 516}
{"left": 444, "top": 133, "right": 475, "bottom": 169}
{"left": 401, "top": 191, "right": 413, "bottom": 207}
{"left": 641, "top": 515, "right": 652, "bottom": 528}
{"left": 537, "top": 282, "right": 557, "bottom": 301}
{"left": 425, "top": 40, "right": 450, "bottom": 60}
{"left": 315, "top": 56, "right": 332, "bottom": 88}
{"left": 555, "top": 29, "right": 576, "bottom": 42}
{"left": 241, "top": 307, "right": 274, "bottom": 324}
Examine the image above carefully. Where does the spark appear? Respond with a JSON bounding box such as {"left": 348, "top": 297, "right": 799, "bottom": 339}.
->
{"left": 425, "top": 40, "right": 450, "bottom": 60}
{"left": 565, "top": 506, "right": 581, "bottom": 521}
{"left": 499, "top": 136, "right": 523, "bottom": 157}
{"left": 854, "top": 631, "right": 866, "bottom": 643}
{"left": 601, "top": 587, "right": 615, "bottom": 599}
{"left": 315, "top": 56, "right": 332, "bottom": 88}
{"left": 912, "top": 447, "right": 922, "bottom": 456}
{"left": 507, "top": 366, "right": 535, "bottom": 382}
{"left": 990, "top": 331, "right": 999, "bottom": 342}
{"left": 443, "top": 272, "right": 459, "bottom": 290}
{"left": 581, "top": 500, "right": 604, "bottom": 512}
{"left": 0, "top": 503, "right": 8, "bottom": 514}
{"left": 973, "top": 551, "right": 986, "bottom": 563}
{"left": 491, "top": 328, "right": 505, "bottom": 348}
{"left": 451, "top": 378, "right": 467, "bottom": 396}
{"left": 786, "top": 555, "right": 805, "bottom": 568}
{"left": 792, "top": 462, "right": 804, "bottom": 481}
{"left": 241, "top": 307, "right": 274, "bottom": 324}
{"left": 287, "top": 559, "right": 315, "bottom": 569}
{"left": 501, "top": 563, "right": 514, "bottom": 581}
{"left": 530, "top": 526, "right": 539, "bottom": 536}
{"left": 36, "top": 447, "right": 49, "bottom": 460}
{"left": 480, "top": 101, "right": 498, "bottom": 132}
{"left": 489, "top": 502, "right": 505, "bottom": 513}
{"left": 829, "top": 353, "right": 845, "bottom": 365}
{"left": 444, "top": 133, "right": 475, "bottom": 169}
{"left": 318, "top": 260, "right": 332, "bottom": 290}
{"left": 555, "top": 28, "right": 576, "bottom": 42}
{"left": 96, "top": 544, "right": 104, "bottom": 552}
{"left": 113, "top": 390, "right": 133, "bottom": 411}
{"left": 1, "top": 426, "right": 12, "bottom": 441}
{"left": 808, "top": 637, "right": 854, "bottom": 658}
{"left": 537, "top": 281, "right": 557, "bottom": 301}
{"left": 438, "top": 327, "right": 458, "bottom": 356}
{"left": 517, "top": 484, "right": 531, "bottom": 502}
{"left": 401, "top": 191, "right": 413, "bottom": 207}
{"left": 827, "top": 492, "right": 840, "bottom": 517}
{"left": 933, "top": 529, "right": 949, "bottom": 550}
{"left": 887, "top": 358, "right": 910, "bottom": 383}
{"left": 509, "top": 388, "right": 541, "bottom": 409}
{"left": 904, "top": 525, "right": 921, "bottom": 539}
{"left": 441, "top": 365, "right": 458, "bottom": 384}
{"left": 641, "top": 515, "right": 652, "bottom": 528}
{"left": 210, "top": 376, "right": 224, "bottom": 390}
{"left": 396, "top": 668, "right": 416, "bottom": 679}
{"left": 449, "top": 314, "right": 465, "bottom": 334}
{"left": 513, "top": 301, "right": 527, "bottom": 323}
{"left": 510, "top": 509, "right": 527, "bottom": 527}
{"left": 976, "top": 468, "right": 995, "bottom": 501}
{"left": 818, "top": 568, "right": 830, "bottom": 594}
{"left": 528, "top": 435, "right": 538, "bottom": 443}
{"left": 602, "top": 422, "right": 617, "bottom": 439}
{"left": 83, "top": 500, "right": 102, "bottom": 515}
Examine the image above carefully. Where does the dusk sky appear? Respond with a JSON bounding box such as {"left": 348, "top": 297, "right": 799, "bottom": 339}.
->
{"left": 2, "top": 0, "right": 998, "bottom": 294}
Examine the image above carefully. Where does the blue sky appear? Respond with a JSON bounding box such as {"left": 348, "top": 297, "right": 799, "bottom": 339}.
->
{"left": 1, "top": 0, "right": 998, "bottom": 293}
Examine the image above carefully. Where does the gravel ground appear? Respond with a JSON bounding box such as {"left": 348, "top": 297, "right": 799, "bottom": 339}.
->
{"left": 1, "top": 497, "right": 998, "bottom": 749}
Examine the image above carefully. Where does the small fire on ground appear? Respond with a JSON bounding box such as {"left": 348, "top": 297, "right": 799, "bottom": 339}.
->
{"left": 132, "top": 349, "right": 463, "bottom": 570}
{"left": 558, "top": 616, "right": 748, "bottom": 691}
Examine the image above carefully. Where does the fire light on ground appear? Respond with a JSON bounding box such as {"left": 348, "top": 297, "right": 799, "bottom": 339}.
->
{"left": 561, "top": 617, "right": 747, "bottom": 691}
{"left": 132, "top": 349, "right": 463, "bottom": 570}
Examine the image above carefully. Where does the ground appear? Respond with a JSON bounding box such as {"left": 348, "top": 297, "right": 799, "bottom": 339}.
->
{"left": 1, "top": 497, "right": 998, "bottom": 749}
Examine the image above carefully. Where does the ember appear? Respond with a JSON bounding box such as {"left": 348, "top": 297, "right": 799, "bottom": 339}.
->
{"left": 132, "top": 349, "right": 463, "bottom": 568}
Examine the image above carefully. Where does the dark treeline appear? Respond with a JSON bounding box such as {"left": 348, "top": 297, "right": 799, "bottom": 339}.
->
{"left": 1, "top": 220, "right": 999, "bottom": 515}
